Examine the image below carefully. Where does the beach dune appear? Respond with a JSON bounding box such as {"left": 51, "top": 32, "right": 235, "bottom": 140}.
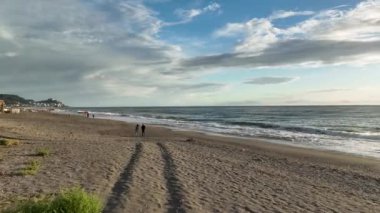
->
{"left": 0, "top": 112, "right": 379, "bottom": 212}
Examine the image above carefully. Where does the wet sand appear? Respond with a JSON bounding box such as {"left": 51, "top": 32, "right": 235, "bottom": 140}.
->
{"left": 0, "top": 112, "right": 379, "bottom": 212}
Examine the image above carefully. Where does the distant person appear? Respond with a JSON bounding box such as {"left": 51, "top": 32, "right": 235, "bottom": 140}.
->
{"left": 135, "top": 124, "right": 139, "bottom": 136}
{"left": 141, "top": 124, "right": 146, "bottom": 137}
{"left": 86, "top": 112, "right": 89, "bottom": 118}
{"left": 92, "top": 114, "right": 95, "bottom": 118}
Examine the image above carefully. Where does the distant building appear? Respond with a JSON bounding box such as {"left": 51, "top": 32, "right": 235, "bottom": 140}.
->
{"left": 0, "top": 100, "right": 5, "bottom": 112}
{"left": 11, "top": 108, "right": 21, "bottom": 114}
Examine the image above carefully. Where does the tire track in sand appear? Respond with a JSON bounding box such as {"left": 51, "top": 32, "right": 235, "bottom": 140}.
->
{"left": 103, "top": 142, "right": 142, "bottom": 212}
{"left": 158, "top": 142, "right": 187, "bottom": 213}
{"left": 125, "top": 142, "right": 168, "bottom": 213}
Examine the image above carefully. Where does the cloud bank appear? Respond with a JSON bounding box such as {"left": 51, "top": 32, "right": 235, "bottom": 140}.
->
{"left": 0, "top": 0, "right": 186, "bottom": 104}
{"left": 180, "top": 39, "right": 380, "bottom": 69}
{"left": 0, "top": 0, "right": 379, "bottom": 105}
{"left": 205, "top": 0, "right": 380, "bottom": 68}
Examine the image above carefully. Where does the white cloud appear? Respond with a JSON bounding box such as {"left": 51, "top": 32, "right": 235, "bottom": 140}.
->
{"left": 118, "top": 1, "right": 163, "bottom": 36}
{"left": 216, "top": 1, "right": 380, "bottom": 46}
{"left": 269, "top": 10, "right": 314, "bottom": 20}
{"left": 205, "top": 2, "right": 222, "bottom": 12}
{"left": 0, "top": 27, "right": 14, "bottom": 40}
{"left": 285, "top": 1, "right": 380, "bottom": 42}
{"left": 197, "top": 0, "right": 380, "bottom": 69}
{"left": 214, "top": 18, "right": 280, "bottom": 53}
{"left": 0, "top": 0, "right": 194, "bottom": 104}
{"left": 1, "top": 0, "right": 380, "bottom": 106}
{"left": 174, "top": 2, "right": 221, "bottom": 23}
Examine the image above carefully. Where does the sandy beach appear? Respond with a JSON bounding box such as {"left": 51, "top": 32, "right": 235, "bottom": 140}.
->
{"left": 0, "top": 112, "right": 379, "bottom": 212}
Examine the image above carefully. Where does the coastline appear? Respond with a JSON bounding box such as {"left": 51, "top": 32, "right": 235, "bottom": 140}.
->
{"left": 1, "top": 112, "right": 379, "bottom": 212}
{"left": 64, "top": 106, "right": 380, "bottom": 159}
{"left": 92, "top": 113, "right": 380, "bottom": 162}
{"left": 58, "top": 109, "right": 380, "bottom": 167}
{"left": 170, "top": 128, "right": 380, "bottom": 168}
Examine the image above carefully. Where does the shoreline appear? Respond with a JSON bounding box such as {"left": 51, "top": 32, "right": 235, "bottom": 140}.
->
{"left": 171, "top": 128, "right": 380, "bottom": 170}
{"left": 66, "top": 112, "right": 380, "bottom": 172}
{"left": 60, "top": 112, "right": 380, "bottom": 170}
{"left": 1, "top": 112, "right": 379, "bottom": 212}
{"left": 58, "top": 107, "right": 380, "bottom": 159}
{"left": 169, "top": 126, "right": 380, "bottom": 160}
{"left": 88, "top": 113, "right": 380, "bottom": 162}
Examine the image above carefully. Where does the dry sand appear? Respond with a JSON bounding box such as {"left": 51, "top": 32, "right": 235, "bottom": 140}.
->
{"left": 0, "top": 112, "right": 379, "bottom": 212}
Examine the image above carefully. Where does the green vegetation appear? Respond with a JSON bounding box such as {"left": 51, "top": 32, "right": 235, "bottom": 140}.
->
{"left": 4, "top": 188, "right": 103, "bottom": 213}
{"left": 19, "top": 160, "right": 40, "bottom": 176}
{"left": 0, "top": 138, "right": 20, "bottom": 146}
{"left": 0, "top": 94, "right": 66, "bottom": 107}
{"left": 0, "top": 94, "right": 33, "bottom": 105}
{"left": 36, "top": 148, "right": 50, "bottom": 157}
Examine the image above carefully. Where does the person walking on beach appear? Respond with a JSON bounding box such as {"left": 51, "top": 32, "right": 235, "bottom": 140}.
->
{"left": 141, "top": 124, "right": 146, "bottom": 137}
{"left": 135, "top": 124, "right": 139, "bottom": 136}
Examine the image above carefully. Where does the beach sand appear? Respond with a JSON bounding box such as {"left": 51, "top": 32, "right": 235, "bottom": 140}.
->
{"left": 0, "top": 112, "right": 379, "bottom": 212}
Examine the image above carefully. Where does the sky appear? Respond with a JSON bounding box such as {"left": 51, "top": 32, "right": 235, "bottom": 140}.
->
{"left": 0, "top": 0, "right": 380, "bottom": 106}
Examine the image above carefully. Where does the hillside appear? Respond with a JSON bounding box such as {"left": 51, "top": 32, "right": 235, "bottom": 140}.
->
{"left": 0, "top": 94, "right": 33, "bottom": 105}
{"left": 0, "top": 94, "right": 66, "bottom": 107}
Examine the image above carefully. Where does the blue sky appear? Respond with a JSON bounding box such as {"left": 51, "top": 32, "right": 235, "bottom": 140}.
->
{"left": 0, "top": 0, "right": 379, "bottom": 106}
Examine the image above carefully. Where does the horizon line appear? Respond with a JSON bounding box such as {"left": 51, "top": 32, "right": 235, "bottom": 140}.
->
{"left": 68, "top": 104, "right": 380, "bottom": 108}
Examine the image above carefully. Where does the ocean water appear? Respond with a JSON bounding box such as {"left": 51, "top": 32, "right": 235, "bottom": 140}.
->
{"left": 61, "top": 106, "right": 380, "bottom": 158}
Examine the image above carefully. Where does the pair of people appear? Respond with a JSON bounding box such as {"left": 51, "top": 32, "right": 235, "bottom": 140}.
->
{"left": 135, "top": 124, "right": 146, "bottom": 136}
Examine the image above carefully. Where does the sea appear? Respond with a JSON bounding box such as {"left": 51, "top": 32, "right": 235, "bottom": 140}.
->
{"left": 58, "top": 106, "right": 380, "bottom": 158}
